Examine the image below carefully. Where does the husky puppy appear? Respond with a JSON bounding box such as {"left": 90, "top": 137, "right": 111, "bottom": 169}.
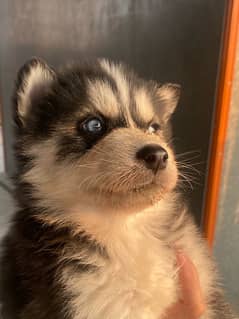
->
{"left": 0, "top": 58, "right": 236, "bottom": 319}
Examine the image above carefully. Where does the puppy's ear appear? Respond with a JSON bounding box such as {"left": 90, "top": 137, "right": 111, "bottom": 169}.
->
{"left": 156, "top": 83, "right": 181, "bottom": 122}
{"left": 15, "top": 58, "right": 55, "bottom": 126}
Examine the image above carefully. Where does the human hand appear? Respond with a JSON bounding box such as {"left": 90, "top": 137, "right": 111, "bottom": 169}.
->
{"left": 164, "top": 251, "right": 206, "bottom": 319}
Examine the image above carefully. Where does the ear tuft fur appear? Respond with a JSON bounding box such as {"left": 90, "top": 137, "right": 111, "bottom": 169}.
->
{"left": 15, "top": 57, "right": 55, "bottom": 125}
{"left": 156, "top": 83, "right": 181, "bottom": 122}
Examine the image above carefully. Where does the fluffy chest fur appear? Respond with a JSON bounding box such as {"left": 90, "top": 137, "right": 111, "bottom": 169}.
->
{"left": 61, "top": 214, "right": 177, "bottom": 319}
{"left": 58, "top": 203, "right": 214, "bottom": 319}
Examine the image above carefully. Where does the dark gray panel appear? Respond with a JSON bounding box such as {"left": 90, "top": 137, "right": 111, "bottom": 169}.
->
{"left": 0, "top": 0, "right": 226, "bottom": 223}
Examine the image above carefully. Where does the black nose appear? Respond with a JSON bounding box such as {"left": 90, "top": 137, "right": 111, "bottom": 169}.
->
{"left": 136, "top": 144, "right": 168, "bottom": 172}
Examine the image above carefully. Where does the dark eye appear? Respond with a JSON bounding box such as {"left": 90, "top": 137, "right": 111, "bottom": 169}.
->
{"left": 148, "top": 123, "right": 161, "bottom": 133}
{"left": 82, "top": 117, "right": 104, "bottom": 134}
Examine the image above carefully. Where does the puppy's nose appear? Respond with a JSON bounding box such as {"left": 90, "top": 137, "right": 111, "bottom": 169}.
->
{"left": 136, "top": 144, "right": 168, "bottom": 172}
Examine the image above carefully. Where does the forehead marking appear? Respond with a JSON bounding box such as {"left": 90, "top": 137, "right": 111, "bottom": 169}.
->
{"left": 87, "top": 80, "right": 120, "bottom": 118}
{"left": 134, "top": 88, "right": 154, "bottom": 124}
{"left": 100, "top": 60, "right": 135, "bottom": 127}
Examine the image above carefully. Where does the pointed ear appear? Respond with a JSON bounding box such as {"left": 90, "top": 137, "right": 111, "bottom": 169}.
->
{"left": 156, "top": 83, "right": 181, "bottom": 122}
{"left": 15, "top": 58, "right": 55, "bottom": 125}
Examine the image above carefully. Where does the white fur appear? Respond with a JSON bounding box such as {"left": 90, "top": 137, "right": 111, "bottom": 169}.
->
{"left": 22, "top": 139, "right": 217, "bottom": 317}
{"left": 18, "top": 62, "right": 53, "bottom": 118}
{"left": 19, "top": 64, "right": 220, "bottom": 318}
{"left": 100, "top": 59, "right": 135, "bottom": 127}
{"left": 87, "top": 80, "right": 120, "bottom": 118}
{"left": 156, "top": 84, "right": 179, "bottom": 121}
{"left": 134, "top": 88, "right": 154, "bottom": 123}
{"left": 59, "top": 202, "right": 217, "bottom": 319}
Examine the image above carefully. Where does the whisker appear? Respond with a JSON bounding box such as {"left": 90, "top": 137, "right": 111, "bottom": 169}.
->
{"left": 177, "top": 163, "right": 202, "bottom": 176}
{"left": 176, "top": 150, "right": 201, "bottom": 159}
{"left": 178, "top": 173, "right": 194, "bottom": 191}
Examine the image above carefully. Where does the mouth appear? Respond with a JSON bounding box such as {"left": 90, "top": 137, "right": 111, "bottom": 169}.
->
{"left": 78, "top": 175, "right": 170, "bottom": 211}
{"left": 81, "top": 166, "right": 177, "bottom": 200}
{"left": 106, "top": 178, "right": 161, "bottom": 196}
{"left": 86, "top": 178, "right": 158, "bottom": 197}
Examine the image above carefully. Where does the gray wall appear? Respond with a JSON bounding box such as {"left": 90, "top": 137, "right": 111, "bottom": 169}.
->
{"left": 214, "top": 39, "right": 239, "bottom": 312}
{"left": 0, "top": 0, "right": 227, "bottom": 224}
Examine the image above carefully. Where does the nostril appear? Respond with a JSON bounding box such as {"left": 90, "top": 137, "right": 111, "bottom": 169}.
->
{"left": 158, "top": 151, "right": 168, "bottom": 170}
{"left": 162, "top": 152, "right": 168, "bottom": 163}
{"left": 145, "top": 153, "right": 158, "bottom": 165}
{"left": 136, "top": 144, "right": 169, "bottom": 172}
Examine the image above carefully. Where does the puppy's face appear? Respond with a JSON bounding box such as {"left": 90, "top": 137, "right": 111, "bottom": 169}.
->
{"left": 15, "top": 58, "right": 180, "bottom": 215}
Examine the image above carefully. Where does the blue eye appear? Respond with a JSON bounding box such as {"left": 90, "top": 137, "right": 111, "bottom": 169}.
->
{"left": 83, "top": 117, "right": 104, "bottom": 133}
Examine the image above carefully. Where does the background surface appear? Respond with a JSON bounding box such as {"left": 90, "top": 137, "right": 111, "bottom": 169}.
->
{"left": 0, "top": 0, "right": 226, "bottom": 223}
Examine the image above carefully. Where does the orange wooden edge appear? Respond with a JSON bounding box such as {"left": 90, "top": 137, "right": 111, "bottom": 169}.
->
{"left": 203, "top": 0, "right": 239, "bottom": 248}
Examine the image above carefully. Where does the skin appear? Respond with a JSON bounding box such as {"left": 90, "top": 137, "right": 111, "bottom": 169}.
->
{"left": 165, "top": 251, "right": 206, "bottom": 319}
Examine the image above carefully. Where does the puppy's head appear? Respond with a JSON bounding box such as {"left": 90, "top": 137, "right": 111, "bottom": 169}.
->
{"left": 14, "top": 58, "right": 180, "bottom": 216}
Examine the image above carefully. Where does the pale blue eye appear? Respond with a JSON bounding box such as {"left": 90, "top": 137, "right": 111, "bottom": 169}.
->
{"left": 83, "top": 118, "right": 103, "bottom": 133}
